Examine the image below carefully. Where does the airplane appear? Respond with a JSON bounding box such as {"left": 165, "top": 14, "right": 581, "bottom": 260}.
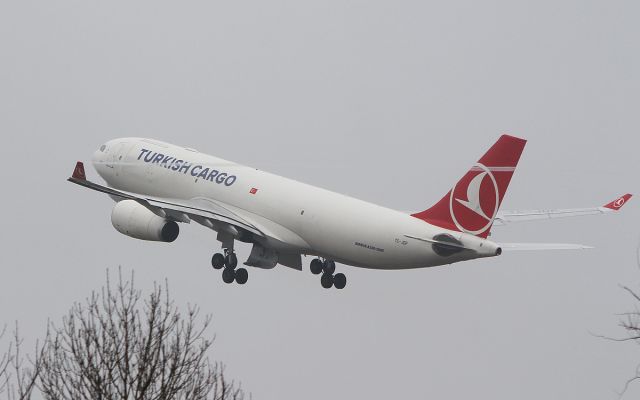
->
{"left": 68, "top": 135, "right": 632, "bottom": 289}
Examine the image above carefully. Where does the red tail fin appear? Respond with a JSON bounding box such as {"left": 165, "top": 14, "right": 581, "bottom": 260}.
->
{"left": 412, "top": 134, "right": 527, "bottom": 238}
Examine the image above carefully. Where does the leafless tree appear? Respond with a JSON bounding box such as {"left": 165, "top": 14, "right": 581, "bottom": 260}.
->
{"left": 0, "top": 326, "right": 8, "bottom": 396}
{"left": 607, "top": 241, "right": 640, "bottom": 395}
{"left": 616, "top": 242, "right": 640, "bottom": 393}
{"left": 38, "top": 269, "right": 245, "bottom": 400}
{"left": 614, "top": 284, "right": 640, "bottom": 394}
{"left": 0, "top": 324, "right": 41, "bottom": 400}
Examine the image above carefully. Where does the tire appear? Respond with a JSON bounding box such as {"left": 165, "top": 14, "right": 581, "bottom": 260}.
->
{"left": 323, "top": 260, "right": 336, "bottom": 275}
{"left": 235, "top": 268, "right": 248, "bottom": 285}
{"left": 320, "top": 273, "right": 334, "bottom": 289}
{"left": 333, "top": 273, "right": 347, "bottom": 289}
{"left": 211, "top": 253, "right": 225, "bottom": 270}
{"left": 225, "top": 253, "right": 238, "bottom": 268}
{"left": 310, "top": 259, "right": 323, "bottom": 275}
{"left": 222, "top": 267, "right": 235, "bottom": 284}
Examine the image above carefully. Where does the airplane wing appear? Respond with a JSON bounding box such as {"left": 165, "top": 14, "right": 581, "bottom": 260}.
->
{"left": 68, "top": 161, "right": 264, "bottom": 236}
{"left": 493, "top": 194, "right": 632, "bottom": 226}
{"left": 68, "top": 161, "right": 311, "bottom": 256}
{"left": 69, "top": 161, "right": 313, "bottom": 272}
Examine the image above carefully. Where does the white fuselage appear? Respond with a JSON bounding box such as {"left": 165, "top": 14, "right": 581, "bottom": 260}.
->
{"left": 93, "top": 138, "right": 500, "bottom": 270}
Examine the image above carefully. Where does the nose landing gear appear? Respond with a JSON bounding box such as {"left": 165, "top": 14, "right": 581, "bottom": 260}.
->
{"left": 311, "top": 258, "right": 346, "bottom": 289}
{"left": 212, "top": 249, "right": 248, "bottom": 285}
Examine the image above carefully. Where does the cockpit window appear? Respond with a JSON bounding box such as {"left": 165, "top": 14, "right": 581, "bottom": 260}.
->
{"left": 100, "top": 145, "right": 106, "bottom": 152}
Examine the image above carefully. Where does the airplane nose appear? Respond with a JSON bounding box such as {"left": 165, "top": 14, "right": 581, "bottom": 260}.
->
{"left": 92, "top": 143, "right": 108, "bottom": 176}
{"left": 92, "top": 148, "right": 102, "bottom": 167}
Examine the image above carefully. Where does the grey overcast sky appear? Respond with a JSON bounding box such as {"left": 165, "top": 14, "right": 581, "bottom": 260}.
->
{"left": 1, "top": 1, "right": 639, "bottom": 399}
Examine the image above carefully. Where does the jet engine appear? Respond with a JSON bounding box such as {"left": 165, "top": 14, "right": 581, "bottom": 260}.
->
{"left": 111, "top": 200, "right": 179, "bottom": 242}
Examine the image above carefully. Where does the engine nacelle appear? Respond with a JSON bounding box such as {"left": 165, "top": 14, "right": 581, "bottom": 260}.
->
{"left": 111, "top": 200, "right": 179, "bottom": 242}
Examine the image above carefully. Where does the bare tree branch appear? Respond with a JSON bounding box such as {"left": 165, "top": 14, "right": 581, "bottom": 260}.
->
{"left": 621, "top": 285, "right": 640, "bottom": 303}
{"left": 0, "top": 324, "right": 42, "bottom": 400}
{"left": 38, "top": 267, "right": 245, "bottom": 400}
{"left": 612, "top": 246, "right": 640, "bottom": 397}
{"left": 0, "top": 325, "right": 9, "bottom": 396}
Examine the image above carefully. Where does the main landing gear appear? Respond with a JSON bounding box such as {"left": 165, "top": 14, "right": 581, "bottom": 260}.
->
{"left": 212, "top": 249, "right": 248, "bottom": 285}
{"left": 310, "top": 258, "right": 346, "bottom": 289}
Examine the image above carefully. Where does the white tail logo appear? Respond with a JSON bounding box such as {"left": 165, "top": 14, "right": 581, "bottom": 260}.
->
{"left": 448, "top": 163, "right": 500, "bottom": 235}
{"left": 455, "top": 172, "right": 492, "bottom": 221}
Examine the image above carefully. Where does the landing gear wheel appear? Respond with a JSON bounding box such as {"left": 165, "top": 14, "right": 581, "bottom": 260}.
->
{"left": 211, "top": 253, "right": 225, "bottom": 270}
{"left": 235, "top": 268, "right": 248, "bottom": 285}
{"left": 321, "top": 273, "right": 334, "bottom": 289}
{"left": 310, "top": 259, "right": 323, "bottom": 275}
{"left": 333, "top": 273, "right": 347, "bottom": 289}
{"left": 225, "top": 253, "right": 238, "bottom": 268}
{"left": 222, "top": 267, "right": 235, "bottom": 284}
{"left": 323, "top": 260, "right": 336, "bottom": 275}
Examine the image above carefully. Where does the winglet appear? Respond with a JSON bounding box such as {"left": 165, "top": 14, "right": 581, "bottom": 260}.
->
{"left": 603, "top": 194, "right": 632, "bottom": 211}
{"left": 71, "top": 161, "right": 86, "bottom": 181}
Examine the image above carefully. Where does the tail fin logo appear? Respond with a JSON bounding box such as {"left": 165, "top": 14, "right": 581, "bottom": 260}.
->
{"left": 613, "top": 197, "right": 626, "bottom": 208}
{"left": 449, "top": 163, "right": 500, "bottom": 235}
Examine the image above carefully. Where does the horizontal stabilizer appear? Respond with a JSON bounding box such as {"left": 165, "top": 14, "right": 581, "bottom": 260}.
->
{"left": 494, "top": 194, "right": 633, "bottom": 225}
{"left": 499, "top": 243, "right": 593, "bottom": 251}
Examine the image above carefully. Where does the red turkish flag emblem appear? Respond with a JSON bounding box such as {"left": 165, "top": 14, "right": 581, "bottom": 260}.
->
{"left": 249, "top": 188, "right": 258, "bottom": 195}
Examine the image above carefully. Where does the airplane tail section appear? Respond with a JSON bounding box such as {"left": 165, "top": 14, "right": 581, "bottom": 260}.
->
{"left": 412, "top": 134, "right": 527, "bottom": 238}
